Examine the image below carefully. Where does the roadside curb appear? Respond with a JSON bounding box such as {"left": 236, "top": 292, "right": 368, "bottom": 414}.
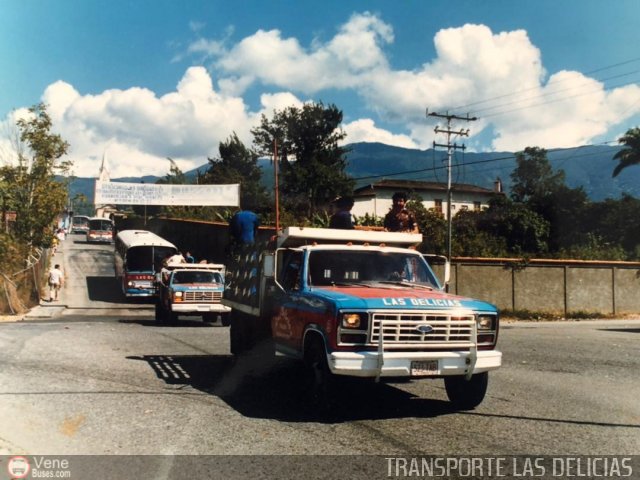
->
{"left": 24, "top": 305, "right": 66, "bottom": 320}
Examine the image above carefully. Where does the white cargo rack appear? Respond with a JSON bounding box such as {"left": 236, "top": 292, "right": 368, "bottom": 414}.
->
{"left": 165, "top": 263, "right": 225, "bottom": 272}
{"left": 277, "top": 227, "right": 422, "bottom": 249}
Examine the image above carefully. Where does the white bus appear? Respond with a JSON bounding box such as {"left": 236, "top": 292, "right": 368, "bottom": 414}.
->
{"left": 114, "top": 230, "right": 177, "bottom": 297}
{"left": 70, "top": 215, "right": 90, "bottom": 234}
{"left": 86, "top": 217, "right": 114, "bottom": 243}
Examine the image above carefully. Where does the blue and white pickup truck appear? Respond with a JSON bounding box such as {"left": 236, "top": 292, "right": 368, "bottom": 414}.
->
{"left": 224, "top": 227, "right": 502, "bottom": 409}
{"left": 156, "top": 263, "right": 231, "bottom": 324}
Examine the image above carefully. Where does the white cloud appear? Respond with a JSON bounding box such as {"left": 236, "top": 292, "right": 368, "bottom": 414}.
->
{"left": 342, "top": 119, "right": 417, "bottom": 149}
{"left": 34, "top": 67, "right": 262, "bottom": 177}
{"left": 202, "top": 16, "right": 640, "bottom": 153}
{"left": 5, "top": 13, "right": 640, "bottom": 179}
{"left": 257, "top": 92, "right": 304, "bottom": 118}
{"left": 209, "top": 12, "right": 392, "bottom": 94}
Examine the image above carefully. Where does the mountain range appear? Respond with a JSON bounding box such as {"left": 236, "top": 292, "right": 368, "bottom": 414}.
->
{"left": 68, "top": 142, "right": 640, "bottom": 208}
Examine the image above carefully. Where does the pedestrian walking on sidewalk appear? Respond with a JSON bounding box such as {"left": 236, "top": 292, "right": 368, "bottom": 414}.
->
{"left": 48, "top": 264, "right": 64, "bottom": 302}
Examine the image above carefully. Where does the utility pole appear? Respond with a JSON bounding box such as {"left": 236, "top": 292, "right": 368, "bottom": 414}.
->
{"left": 427, "top": 109, "right": 477, "bottom": 266}
{"left": 273, "top": 139, "right": 280, "bottom": 232}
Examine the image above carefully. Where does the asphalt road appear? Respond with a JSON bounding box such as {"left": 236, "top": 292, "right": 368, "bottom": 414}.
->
{"left": 1, "top": 236, "right": 638, "bottom": 477}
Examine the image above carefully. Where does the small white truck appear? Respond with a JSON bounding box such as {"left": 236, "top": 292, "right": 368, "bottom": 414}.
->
{"left": 155, "top": 263, "right": 231, "bottom": 324}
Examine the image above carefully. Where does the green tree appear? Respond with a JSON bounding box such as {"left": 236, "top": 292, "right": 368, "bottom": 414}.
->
{"left": 5, "top": 104, "right": 71, "bottom": 247}
{"left": 587, "top": 194, "right": 640, "bottom": 259}
{"left": 251, "top": 102, "right": 353, "bottom": 218}
{"left": 538, "top": 184, "right": 589, "bottom": 252}
{"left": 510, "top": 147, "right": 565, "bottom": 204}
{"left": 417, "top": 209, "right": 447, "bottom": 255}
{"left": 479, "top": 195, "right": 550, "bottom": 255}
{"left": 158, "top": 158, "right": 187, "bottom": 185}
{"left": 202, "top": 133, "right": 269, "bottom": 213}
{"left": 452, "top": 209, "right": 507, "bottom": 257}
{"left": 612, "top": 127, "right": 640, "bottom": 177}
{"left": 510, "top": 146, "right": 589, "bottom": 254}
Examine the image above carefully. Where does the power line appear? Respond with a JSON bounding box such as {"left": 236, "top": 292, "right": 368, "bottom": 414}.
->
{"left": 471, "top": 72, "right": 640, "bottom": 118}
{"left": 452, "top": 56, "right": 640, "bottom": 112}
{"left": 479, "top": 77, "right": 640, "bottom": 119}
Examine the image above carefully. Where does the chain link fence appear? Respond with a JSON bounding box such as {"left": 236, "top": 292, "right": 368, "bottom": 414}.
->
{"left": 0, "top": 247, "right": 52, "bottom": 315}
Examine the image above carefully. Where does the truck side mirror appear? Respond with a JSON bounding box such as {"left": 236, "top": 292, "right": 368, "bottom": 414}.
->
{"left": 423, "top": 254, "right": 450, "bottom": 288}
{"left": 443, "top": 260, "right": 451, "bottom": 285}
{"left": 263, "top": 253, "right": 275, "bottom": 278}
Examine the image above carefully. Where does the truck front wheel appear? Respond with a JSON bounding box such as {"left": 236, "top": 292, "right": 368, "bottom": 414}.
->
{"left": 154, "top": 303, "right": 165, "bottom": 324}
{"left": 304, "top": 338, "right": 335, "bottom": 406}
{"left": 444, "top": 372, "right": 488, "bottom": 410}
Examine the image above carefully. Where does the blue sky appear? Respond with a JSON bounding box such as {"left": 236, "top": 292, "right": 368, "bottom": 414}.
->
{"left": 1, "top": 0, "right": 639, "bottom": 177}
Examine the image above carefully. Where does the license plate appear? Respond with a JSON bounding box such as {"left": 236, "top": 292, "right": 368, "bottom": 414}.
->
{"left": 410, "top": 360, "right": 439, "bottom": 376}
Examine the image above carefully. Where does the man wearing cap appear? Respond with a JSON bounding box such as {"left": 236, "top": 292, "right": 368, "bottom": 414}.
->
{"left": 329, "top": 196, "right": 355, "bottom": 229}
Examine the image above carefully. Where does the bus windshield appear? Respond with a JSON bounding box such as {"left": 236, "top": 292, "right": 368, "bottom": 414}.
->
{"left": 88, "top": 219, "right": 113, "bottom": 231}
{"left": 126, "top": 246, "right": 176, "bottom": 273}
{"left": 72, "top": 215, "right": 89, "bottom": 226}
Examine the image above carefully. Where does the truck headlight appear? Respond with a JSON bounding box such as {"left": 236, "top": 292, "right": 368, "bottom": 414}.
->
{"left": 477, "top": 315, "right": 495, "bottom": 331}
{"left": 341, "top": 313, "right": 365, "bottom": 329}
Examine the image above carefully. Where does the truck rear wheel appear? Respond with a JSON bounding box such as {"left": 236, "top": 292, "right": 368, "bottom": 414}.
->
{"left": 444, "top": 372, "right": 488, "bottom": 410}
{"left": 229, "top": 312, "right": 246, "bottom": 355}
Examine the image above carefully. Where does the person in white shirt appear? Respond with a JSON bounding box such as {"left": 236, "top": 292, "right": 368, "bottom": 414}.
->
{"left": 167, "top": 252, "right": 186, "bottom": 265}
{"left": 48, "top": 264, "right": 64, "bottom": 302}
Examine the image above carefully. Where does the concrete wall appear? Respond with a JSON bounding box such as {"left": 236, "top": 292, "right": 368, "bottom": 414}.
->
{"left": 450, "top": 258, "right": 640, "bottom": 315}
{"left": 116, "top": 218, "right": 640, "bottom": 315}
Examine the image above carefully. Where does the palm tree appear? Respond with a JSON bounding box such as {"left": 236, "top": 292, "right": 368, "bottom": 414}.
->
{"left": 613, "top": 127, "right": 640, "bottom": 177}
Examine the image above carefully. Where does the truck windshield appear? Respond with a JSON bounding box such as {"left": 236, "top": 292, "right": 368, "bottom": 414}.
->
{"left": 308, "top": 250, "right": 440, "bottom": 288}
{"left": 172, "top": 271, "right": 222, "bottom": 284}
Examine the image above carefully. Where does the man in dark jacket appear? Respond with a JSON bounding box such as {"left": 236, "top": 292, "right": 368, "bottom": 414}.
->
{"left": 329, "top": 196, "right": 355, "bottom": 229}
{"left": 384, "top": 192, "right": 419, "bottom": 233}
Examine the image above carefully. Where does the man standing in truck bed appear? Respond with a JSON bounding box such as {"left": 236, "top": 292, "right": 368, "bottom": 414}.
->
{"left": 384, "top": 191, "right": 419, "bottom": 233}
{"left": 229, "top": 207, "right": 260, "bottom": 245}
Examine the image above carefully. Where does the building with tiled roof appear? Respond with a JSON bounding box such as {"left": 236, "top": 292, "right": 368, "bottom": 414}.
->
{"left": 352, "top": 178, "right": 503, "bottom": 220}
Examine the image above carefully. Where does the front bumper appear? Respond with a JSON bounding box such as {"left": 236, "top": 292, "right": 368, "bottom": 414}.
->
{"left": 87, "top": 235, "right": 112, "bottom": 243}
{"left": 171, "top": 303, "right": 231, "bottom": 313}
{"left": 329, "top": 350, "right": 502, "bottom": 378}
{"left": 125, "top": 289, "right": 156, "bottom": 297}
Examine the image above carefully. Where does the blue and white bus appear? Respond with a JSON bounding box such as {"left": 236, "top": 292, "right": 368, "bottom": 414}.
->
{"left": 114, "top": 230, "right": 177, "bottom": 297}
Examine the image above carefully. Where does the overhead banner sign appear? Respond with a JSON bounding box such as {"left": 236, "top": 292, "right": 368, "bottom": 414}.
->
{"left": 94, "top": 180, "right": 240, "bottom": 206}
